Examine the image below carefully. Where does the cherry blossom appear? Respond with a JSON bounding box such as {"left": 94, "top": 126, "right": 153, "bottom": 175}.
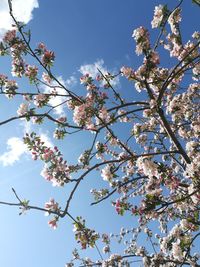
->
{"left": 0, "top": 1, "right": 200, "bottom": 266}
{"left": 17, "top": 103, "right": 29, "bottom": 116}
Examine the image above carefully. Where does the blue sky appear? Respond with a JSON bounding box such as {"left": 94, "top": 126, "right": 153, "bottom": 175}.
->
{"left": 0, "top": 0, "right": 199, "bottom": 266}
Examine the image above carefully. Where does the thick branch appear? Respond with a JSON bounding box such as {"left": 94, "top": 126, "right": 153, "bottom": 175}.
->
{"left": 157, "top": 108, "right": 191, "bottom": 164}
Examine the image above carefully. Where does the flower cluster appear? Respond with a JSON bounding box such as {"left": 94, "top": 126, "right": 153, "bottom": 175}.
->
{"left": 36, "top": 42, "right": 55, "bottom": 67}
{"left": 151, "top": 5, "right": 167, "bottom": 28}
{"left": 70, "top": 74, "right": 109, "bottom": 129}
{"left": 0, "top": 2, "right": 200, "bottom": 267}
{"left": 3, "top": 29, "right": 17, "bottom": 45}
{"left": 44, "top": 198, "right": 60, "bottom": 229}
{"left": 23, "top": 132, "right": 71, "bottom": 186}
{"left": 33, "top": 93, "right": 50, "bottom": 108}
{"left": 101, "top": 164, "right": 115, "bottom": 186}
{"left": 25, "top": 65, "right": 38, "bottom": 83}
{"left": 17, "top": 103, "right": 29, "bottom": 116}
{"left": 132, "top": 26, "right": 150, "bottom": 55}
{"left": 73, "top": 217, "right": 99, "bottom": 249}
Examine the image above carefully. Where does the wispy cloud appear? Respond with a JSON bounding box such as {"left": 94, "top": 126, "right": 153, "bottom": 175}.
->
{"left": 20, "top": 120, "right": 32, "bottom": 135}
{"left": 43, "top": 75, "right": 77, "bottom": 116}
{"left": 20, "top": 120, "right": 53, "bottom": 147}
{"left": 39, "top": 132, "right": 53, "bottom": 148}
{"left": 0, "top": 131, "right": 53, "bottom": 166}
{"left": 0, "top": 137, "right": 27, "bottom": 166}
{"left": 0, "top": 0, "right": 39, "bottom": 40}
{"left": 79, "top": 59, "right": 120, "bottom": 87}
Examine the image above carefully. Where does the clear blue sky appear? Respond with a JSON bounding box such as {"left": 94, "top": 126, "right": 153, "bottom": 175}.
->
{"left": 0, "top": 0, "right": 199, "bottom": 266}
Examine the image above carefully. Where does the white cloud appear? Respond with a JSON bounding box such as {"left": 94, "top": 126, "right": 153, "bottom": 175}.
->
{"left": 40, "top": 132, "right": 53, "bottom": 148}
{"left": 79, "top": 59, "right": 120, "bottom": 87}
{"left": 20, "top": 116, "right": 53, "bottom": 148}
{"left": 0, "top": 0, "right": 39, "bottom": 40}
{"left": 0, "top": 137, "right": 27, "bottom": 166}
{"left": 0, "top": 132, "right": 53, "bottom": 166}
{"left": 79, "top": 59, "right": 105, "bottom": 78}
{"left": 43, "top": 75, "right": 77, "bottom": 116}
{"left": 20, "top": 120, "right": 32, "bottom": 135}
{"left": 66, "top": 75, "right": 77, "bottom": 87}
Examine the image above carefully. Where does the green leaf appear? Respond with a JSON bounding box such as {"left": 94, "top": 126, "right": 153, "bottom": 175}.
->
{"left": 146, "top": 194, "right": 154, "bottom": 200}
{"left": 192, "top": 0, "right": 200, "bottom": 6}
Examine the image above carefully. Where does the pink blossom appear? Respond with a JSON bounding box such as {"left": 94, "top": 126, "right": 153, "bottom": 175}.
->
{"left": 42, "top": 148, "right": 54, "bottom": 162}
{"left": 17, "top": 103, "right": 29, "bottom": 116}
{"left": 3, "top": 30, "right": 16, "bottom": 44}
{"left": 38, "top": 42, "right": 46, "bottom": 51}
{"left": 101, "top": 165, "right": 114, "bottom": 185}
{"left": 120, "top": 66, "right": 135, "bottom": 79}
{"left": 115, "top": 200, "right": 121, "bottom": 214}
{"left": 168, "top": 8, "right": 182, "bottom": 35}
{"left": 0, "top": 74, "right": 8, "bottom": 85}
{"left": 151, "top": 5, "right": 165, "bottom": 28}
{"left": 11, "top": 58, "right": 25, "bottom": 77}
{"left": 45, "top": 198, "right": 59, "bottom": 212}
{"left": 132, "top": 27, "right": 150, "bottom": 55}
{"left": 42, "top": 72, "right": 52, "bottom": 84}
{"left": 25, "top": 65, "right": 38, "bottom": 81}
{"left": 57, "top": 116, "right": 67, "bottom": 123}
{"left": 33, "top": 94, "right": 49, "bottom": 107}
{"left": 42, "top": 50, "right": 55, "bottom": 66}
{"left": 80, "top": 73, "right": 92, "bottom": 85}
{"left": 96, "top": 107, "right": 110, "bottom": 125}
{"left": 48, "top": 217, "right": 58, "bottom": 229}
